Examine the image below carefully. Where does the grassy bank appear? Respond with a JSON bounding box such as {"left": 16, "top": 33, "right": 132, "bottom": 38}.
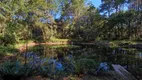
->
{"left": 0, "top": 45, "right": 18, "bottom": 56}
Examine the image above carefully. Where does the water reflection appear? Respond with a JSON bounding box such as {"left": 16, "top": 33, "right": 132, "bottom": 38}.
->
{"left": 136, "top": 52, "right": 142, "bottom": 58}
{"left": 28, "top": 45, "right": 142, "bottom": 72}
{"left": 139, "top": 52, "right": 142, "bottom": 58}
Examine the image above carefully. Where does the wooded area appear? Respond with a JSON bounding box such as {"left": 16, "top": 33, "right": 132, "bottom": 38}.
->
{"left": 0, "top": 0, "right": 141, "bottom": 45}
{"left": 0, "top": 0, "right": 142, "bottom": 80}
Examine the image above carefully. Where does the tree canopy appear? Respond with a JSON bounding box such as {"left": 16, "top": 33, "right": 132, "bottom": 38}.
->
{"left": 0, "top": 0, "right": 141, "bottom": 45}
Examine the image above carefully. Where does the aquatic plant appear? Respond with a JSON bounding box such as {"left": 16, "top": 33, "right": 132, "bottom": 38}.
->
{"left": 0, "top": 51, "right": 108, "bottom": 79}
{"left": 0, "top": 52, "right": 49, "bottom": 77}
{"left": 0, "top": 61, "right": 31, "bottom": 76}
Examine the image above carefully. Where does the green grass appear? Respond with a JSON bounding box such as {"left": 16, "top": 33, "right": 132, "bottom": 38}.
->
{"left": 109, "top": 40, "right": 141, "bottom": 45}
{"left": 49, "top": 37, "right": 69, "bottom": 42}
{"left": 0, "top": 45, "right": 18, "bottom": 56}
{"left": 12, "top": 40, "right": 34, "bottom": 49}
{"left": 29, "top": 45, "right": 80, "bottom": 51}
{"left": 46, "top": 45, "right": 80, "bottom": 48}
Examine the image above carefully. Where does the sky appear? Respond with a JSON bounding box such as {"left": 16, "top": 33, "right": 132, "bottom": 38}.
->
{"left": 88, "top": 0, "right": 128, "bottom": 10}
{"left": 88, "top": 0, "right": 102, "bottom": 8}
{"left": 55, "top": 0, "right": 102, "bottom": 19}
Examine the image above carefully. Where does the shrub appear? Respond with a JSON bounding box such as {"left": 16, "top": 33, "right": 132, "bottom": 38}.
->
{"left": 0, "top": 34, "right": 17, "bottom": 45}
{"left": 0, "top": 61, "right": 30, "bottom": 76}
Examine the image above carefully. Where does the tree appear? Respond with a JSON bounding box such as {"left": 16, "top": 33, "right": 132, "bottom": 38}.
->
{"left": 55, "top": 0, "right": 88, "bottom": 38}
{"left": 99, "top": 0, "right": 114, "bottom": 17}
{"left": 0, "top": 0, "right": 59, "bottom": 43}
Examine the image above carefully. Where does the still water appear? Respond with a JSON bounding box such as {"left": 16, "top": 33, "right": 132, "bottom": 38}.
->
{"left": 28, "top": 44, "right": 142, "bottom": 70}
{"left": 1, "top": 44, "right": 141, "bottom": 79}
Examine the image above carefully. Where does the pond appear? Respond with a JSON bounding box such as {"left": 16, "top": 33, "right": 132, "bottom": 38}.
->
{"left": 28, "top": 44, "right": 142, "bottom": 77}
{"left": 0, "top": 44, "right": 142, "bottom": 79}
{"left": 29, "top": 44, "right": 142, "bottom": 67}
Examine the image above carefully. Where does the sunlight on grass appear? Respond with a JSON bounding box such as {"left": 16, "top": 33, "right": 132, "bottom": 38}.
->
{"left": 0, "top": 46, "right": 18, "bottom": 56}
{"left": 49, "top": 37, "right": 69, "bottom": 42}
{"left": 47, "top": 45, "right": 80, "bottom": 48}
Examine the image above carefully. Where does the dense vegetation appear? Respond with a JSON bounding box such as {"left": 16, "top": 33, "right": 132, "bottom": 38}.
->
{"left": 0, "top": 0, "right": 142, "bottom": 79}
{"left": 0, "top": 0, "right": 141, "bottom": 45}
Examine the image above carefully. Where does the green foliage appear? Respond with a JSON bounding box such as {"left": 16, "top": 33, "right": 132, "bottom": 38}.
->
{"left": 0, "top": 50, "right": 100, "bottom": 78}
{"left": 3, "top": 34, "right": 17, "bottom": 45}
{"left": 73, "top": 58, "right": 98, "bottom": 74}
{"left": 0, "top": 45, "right": 18, "bottom": 56}
{"left": 0, "top": 61, "right": 39, "bottom": 77}
{"left": 0, "top": 0, "right": 141, "bottom": 43}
